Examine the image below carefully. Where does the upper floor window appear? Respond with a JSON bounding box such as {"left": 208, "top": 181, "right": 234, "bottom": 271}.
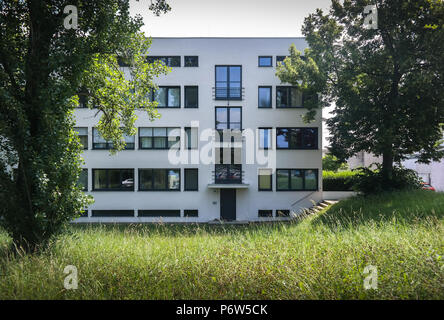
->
{"left": 146, "top": 56, "right": 181, "bottom": 67}
{"left": 215, "top": 107, "right": 242, "bottom": 131}
{"left": 138, "top": 169, "right": 180, "bottom": 191}
{"left": 152, "top": 86, "right": 180, "bottom": 108}
{"left": 184, "top": 86, "right": 198, "bottom": 108}
{"left": 74, "top": 127, "right": 88, "bottom": 150}
{"left": 139, "top": 127, "right": 180, "bottom": 150}
{"left": 276, "top": 169, "right": 318, "bottom": 191}
{"left": 276, "top": 128, "right": 318, "bottom": 149}
{"left": 259, "top": 128, "right": 272, "bottom": 149}
{"left": 93, "top": 169, "right": 134, "bottom": 191}
{"left": 78, "top": 169, "right": 88, "bottom": 191}
{"left": 258, "top": 86, "right": 272, "bottom": 108}
{"left": 92, "top": 128, "right": 135, "bottom": 150}
{"left": 185, "top": 127, "right": 198, "bottom": 149}
{"left": 215, "top": 66, "right": 242, "bottom": 100}
{"left": 258, "top": 168, "right": 272, "bottom": 191}
{"left": 276, "top": 56, "right": 288, "bottom": 66}
{"left": 276, "top": 86, "right": 303, "bottom": 108}
{"left": 258, "top": 56, "right": 272, "bottom": 67}
{"left": 184, "top": 56, "right": 198, "bottom": 67}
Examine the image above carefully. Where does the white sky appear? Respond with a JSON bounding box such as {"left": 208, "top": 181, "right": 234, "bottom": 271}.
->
{"left": 129, "top": 0, "right": 334, "bottom": 147}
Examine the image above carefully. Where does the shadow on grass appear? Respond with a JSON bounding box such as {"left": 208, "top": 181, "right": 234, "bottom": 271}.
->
{"left": 312, "top": 190, "right": 444, "bottom": 230}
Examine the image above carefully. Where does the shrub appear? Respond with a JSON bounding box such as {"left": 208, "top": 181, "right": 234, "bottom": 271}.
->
{"left": 322, "top": 170, "right": 359, "bottom": 191}
{"left": 322, "top": 154, "right": 349, "bottom": 171}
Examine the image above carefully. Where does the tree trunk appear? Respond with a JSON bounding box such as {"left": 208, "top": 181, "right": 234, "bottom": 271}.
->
{"left": 382, "top": 145, "right": 394, "bottom": 186}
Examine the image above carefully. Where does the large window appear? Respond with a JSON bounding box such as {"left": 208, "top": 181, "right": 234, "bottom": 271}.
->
{"left": 75, "top": 127, "right": 88, "bottom": 150}
{"left": 258, "top": 168, "right": 272, "bottom": 191}
{"left": 146, "top": 56, "right": 180, "bottom": 67}
{"left": 215, "top": 107, "right": 242, "bottom": 131}
{"left": 276, "top": 86, "right": 303, "bottom": 108}
{"left": 276, "top": 169, "right": 318, "bottom": 191}
{"left": 184, "top": 56, "right": 198, "bottom": 67}
{"left": 139, "top": 169, "right": 180, "bottom": 191}
{"left": 92, "top": 128, "right": 135, "bottom": 150}
{"left": 215, "top": 148, "right": 242, "bottom": 184}
{"left": 215, "top": 66, "right": 242, "bottom": 100}
{"left": 276, "top": 128, "right": 318, "bottom": 149}
{"left": 184, "top": 168, "right": 198, "bottom": 191}
{"left": 184, "top": 86, "right": 198, "bottom": 108}
{"left": 152, "top": 86, "right": 180, "bottom": 108}
{"left": 139, "top": 127, "right": 180, "bottom": 149}
{"left": 258, "top": 56, "right": 272, "bottom": 67}
{"left": 92, "top": 169, "right": 134, "bottom": 191}
{"left": 259, "top": 128, "right": 272, "bottom": 149}
{"left": 258, "top": 86, "right": 272, "bottom": 108}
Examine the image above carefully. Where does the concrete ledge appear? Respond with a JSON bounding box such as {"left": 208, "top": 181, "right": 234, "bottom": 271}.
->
{"left": 207, "top": 183, "right": 250, "bottom": 189}
{"left": 323, "top": 191, "right": 357, "bottom": 200}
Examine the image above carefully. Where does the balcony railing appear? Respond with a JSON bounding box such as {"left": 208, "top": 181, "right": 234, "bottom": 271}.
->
{"left": 212, "top": 164, "right": 244, "bottom": 184}
{"left": 212, "top": 87, "right": 245, "bottom": 101}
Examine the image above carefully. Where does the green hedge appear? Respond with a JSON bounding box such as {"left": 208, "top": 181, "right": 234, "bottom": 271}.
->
{"left": 322, "top": 170, "right": 359, "bottom": 191}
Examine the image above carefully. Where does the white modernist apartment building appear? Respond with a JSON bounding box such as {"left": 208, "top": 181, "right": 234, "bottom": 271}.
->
{"left": 74, "top": 37, "right": 323, "bottom": 223}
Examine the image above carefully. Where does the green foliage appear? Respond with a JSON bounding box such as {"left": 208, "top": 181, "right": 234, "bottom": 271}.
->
{"left": 322, "top": 154, "right": 348, "bottom": 171}
{"left": 323, "top": 170, "right": 359, "bottom": 191}
{"left": 0, "top": 190, "right": 442, "bottom": 299}
{"left": 276, "top": 0, "right": 444, "bottom": 183}
{"left": 353, "top": 165, "right": 422, "bottom": 195}
{"left": 0, "top": 0, "right": 170, "bottom": 251}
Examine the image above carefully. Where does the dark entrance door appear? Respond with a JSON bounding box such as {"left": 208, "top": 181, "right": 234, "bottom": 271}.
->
{"left": 220, "top": 189, "right": 236, "bottom": 221}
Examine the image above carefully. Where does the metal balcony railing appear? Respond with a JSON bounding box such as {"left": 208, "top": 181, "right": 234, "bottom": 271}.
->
{"left": 212, "top": 87, "right": 245, "bottom": 100}
{"left": 212, "top": 165, "right": 244, "bottom": 184}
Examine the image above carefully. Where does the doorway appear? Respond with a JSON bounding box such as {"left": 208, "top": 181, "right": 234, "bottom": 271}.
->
{"left": 220, "top": 189, "right": 236, "bottom": 221}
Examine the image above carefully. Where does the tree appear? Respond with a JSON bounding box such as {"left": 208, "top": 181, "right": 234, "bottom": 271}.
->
{"left": 0, "top": 0, "right": 170, "bottom": 251}
{"left": 276, "top": 0, "right": 444, "bottom": 187}
{"left": 322, "top": 154, "right": 348, "bottom": 172}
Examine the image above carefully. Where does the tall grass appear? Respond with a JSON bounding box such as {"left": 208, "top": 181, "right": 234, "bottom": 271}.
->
{"left": 0, "top": 190, "right": 442, "bottom": 299}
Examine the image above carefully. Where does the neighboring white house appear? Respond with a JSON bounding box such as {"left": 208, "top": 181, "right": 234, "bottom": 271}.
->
{"left": 73, "top": 37, "right": 323, "bottom": 223}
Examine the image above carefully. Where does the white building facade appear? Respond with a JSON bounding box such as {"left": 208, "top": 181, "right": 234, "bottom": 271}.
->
{"left": 74, "top": 37, "right": 323, "bottom": 223}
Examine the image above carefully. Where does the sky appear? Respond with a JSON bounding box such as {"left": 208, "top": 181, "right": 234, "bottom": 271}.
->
{"left": 129, "top": 0, "right": 334, "bottom": 147}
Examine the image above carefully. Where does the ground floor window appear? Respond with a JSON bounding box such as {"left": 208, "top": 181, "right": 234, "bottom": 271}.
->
{"left": 138, "top": 210, "right": 180, "bottom": 217}
{"left": 276, "top": 169, "right": 318, "bottom": 191}
{"left": 91, "top": 210, "right": 134, "bottom": 217}
{"left": 92, "top": 169, "right": 134, "bottom": 191}
{"left": 258, "top": 210, "right": 273, "bottom": 217}
{"left": 138, "top": 169, "right": 180, "bottom": 191}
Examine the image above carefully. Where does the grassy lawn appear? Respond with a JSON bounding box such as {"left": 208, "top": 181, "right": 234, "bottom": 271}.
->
{"left": 0, "top": 190, "right": 442, "bottom": 299}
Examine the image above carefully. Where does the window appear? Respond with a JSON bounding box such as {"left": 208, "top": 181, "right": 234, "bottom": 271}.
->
{"left": 138, "top": 210, "right": 180, "bottom": 217}
{"left": 78, "top": 94, "right": 87, "bottom": 108}
{"left": 184, "top": 56, "right": 198, "bottom": 67}
{"left": 258, "top": 86, "right": 272, "bottom": 108}
{"left": 184, "top": 168, "right": 198, "bottom": 191}
{"left": 185, "top": 127, "right": 198, "bottom": 149}
{"left": 276, "top": 169, "right": 318, "bottom": 191}
{"left": 92, "top": 169, "right": 134, "bottom": 191}
{"left": 139, "top": 169, "right": 180, "bottom": 191}
{"left": 146, "top": 56, "right": 180, "bottom": 67}
{"left": 91, "top": 210, "right": 134, "bottom": 217}
{"left": 276, "top": 56, "right": 288, "bottom": 66}
{"left": 215, "top": 66, "right": 242, "bottom": 100}
{"left": 258, "top": 169, "right": 272, "bottom": 191}
{"left": 92, "top": 128, "right": 135, "bottom": 150}
{"left": 276, "top": 128, "right": 318, "bottom": 149}
{"left": 139, "top": 127, "right": 180, "bottom": 150}
{"left": 78, "top": 169, "right": 88, "bottom": 191}
{"left": 276, "top": 210, "right": 290, "bottom": 217}
{"left": 75, "top": 127, "right": 88, "bottom": 150}
{"left": 258, "top": 210, "right": 272, "bottom": 217}
{"left": 276, "top": 86, "right": 303, "bottom": 108}
{"left": 184, "top": 86, "right": 198, "bottom": 108}
{"left": 258, "top": 56, "right": 272, "bottom": 67}
{"left": 215, "top": 107, "right": 242, "bottom": 131}
{"left": 152, "top": 86, "right": 180, "bottom": 108}
{"left": 259, "top": 128, "right": 272, "bottom": 149}
{"left": 184, "top": 210, "right": 198, "bottom": 217}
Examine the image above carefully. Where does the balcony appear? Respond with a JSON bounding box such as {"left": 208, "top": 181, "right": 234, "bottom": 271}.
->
{"left": 208, "top": 164, "right": 249, "bottom": 189}
{"left": 212, "top": 87, "right": 245, "bottom": 101}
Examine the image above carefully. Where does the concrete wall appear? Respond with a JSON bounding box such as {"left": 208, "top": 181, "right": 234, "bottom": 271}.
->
{"left": 323, "top": 191, "right": 357, "bottom": 200}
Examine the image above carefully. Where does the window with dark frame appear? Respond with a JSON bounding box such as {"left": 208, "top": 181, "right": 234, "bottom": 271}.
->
{"left": 184, "top": 210, "right": 198, "bottom": 217}
{"left": 138, "top": 169, "right": 180, "bottom": 191}
{"left": 75, "top": 127, "right": 88, "bottom": 150}
{"left": 152, "top": 86, "right": 181, "bottom": 108}
{"left": 91, "top": 210, "right": 134, "bottom": 217}
{"left": 276, "top": 128, "right": 318, "bottom": 149}
{"left": 276, "top": 56, "right": 288, "bottom": 66}
{"left": 139, "top": 127, "right": 180, "bottom": 150}
{"left": 215, "top": 66, "right": 242, "bottom": 100}
{"left": 138, "top": 210, "right": 180, "bottom": 217}
{"left": 184, "top": 86, "right": 198, "bottom": 108}
{"left": 92, "top": 169, "right": 134, "bottom": 191}
{"left": 184, "top": 56, "right": 198, "bottom": 67}
{"left": 146, "top": 56, "right": 181, "bottom": 67}
{"left": 258, "top": 168, "right": 272, "bottom": 191}
{"left": 276, "top": 210, "right": 290, "bottom": 217}
{"left": 92, "top": 128, "right": 135, "bottom": 150}
{"left": 78, "top": 169, "right": 88, "bottom": 191}
{"left": 185, "top": 127, "right": 198, "bottom": 149}
{"left": 259, "top": 128, "right": 272, "bottom": 149}
{"left": 276, "top": 169, "right": 318, "bottom": 191}
{"left": 258, "top": 56, "right": 272, "bottom": 67}
{"left": 184, "top": 168, "right": 198, "bottom": 191}
{"left": 258, "top": 86, "right": 272, "bottom": 108}
{"left": 258, "top": 210, "right": 273, "bottom": 217}
{"left": 276, "top": 86, "right": 303, "bottom": 108}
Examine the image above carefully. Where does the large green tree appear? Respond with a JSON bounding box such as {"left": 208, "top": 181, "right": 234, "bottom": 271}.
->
{"left": 0, "top": 0, "right": 170, "bottom": 251}
{"left": 277, "top": 0, "right": 444, "bottom": 185}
